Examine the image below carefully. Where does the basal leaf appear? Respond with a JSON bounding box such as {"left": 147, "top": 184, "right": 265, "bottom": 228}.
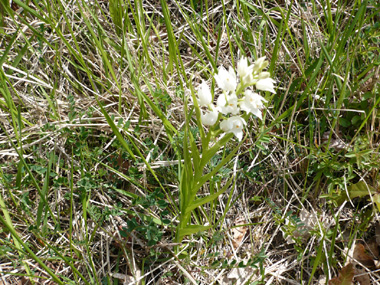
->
{"left": 335, "top": 181, "right": 376, "bottom": 206}
{"left": 347, "top": 181, "right": 375, "bottom": 199}
{"left": 178, "top": 225, "right": 212, "bottom": 240}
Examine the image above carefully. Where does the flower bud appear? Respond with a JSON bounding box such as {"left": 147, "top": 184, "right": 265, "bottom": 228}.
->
{"left": 197, "top": 81, "right": 212, "bottom": 106}
{"left": 252, "top": 56, "right": 268, "bottom": 73}
{"left": 258, "top": 71, "right": 271, "bottom": 79}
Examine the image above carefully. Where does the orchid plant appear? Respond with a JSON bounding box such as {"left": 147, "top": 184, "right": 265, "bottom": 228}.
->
{"left": 176, "top": 56, "right": 275, "bottom": 245}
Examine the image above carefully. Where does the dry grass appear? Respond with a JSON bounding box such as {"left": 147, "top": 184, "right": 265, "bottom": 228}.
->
{"left": 0, "top": 0, "right": 380, "bottom": 284}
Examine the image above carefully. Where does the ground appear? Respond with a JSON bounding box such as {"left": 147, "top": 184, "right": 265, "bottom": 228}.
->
{"left": 0, "top": 0, "right": 380, "bottom": 284}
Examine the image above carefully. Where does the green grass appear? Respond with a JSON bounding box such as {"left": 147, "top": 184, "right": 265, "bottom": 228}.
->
{"left": 0, "top": 0, "right": 380, "bottom": 283}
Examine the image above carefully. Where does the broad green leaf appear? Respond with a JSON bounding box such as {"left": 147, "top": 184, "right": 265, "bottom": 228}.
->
{"left": 335, "top": 181, "right": 376, "bottom": 206}
{"left": 184, "top": 176, "right": 233, "bottom": 215}
{"left": 194, "top": 139, "right": 243, "bottom": 195}
{"left": 373, "top": 194, "right": 380, "bottom": 212}
{"left": 200, "top": 133, "right": 233, "bottom": 169}
{"left": 339, "top": 117, "right": 350, "bottom": 128}
{"left": 347, "top": 181, "right": 375, "bottom": 199}
{"left": 345, "top": 149, "right": 373, "bottom": 158}
{"left": 351, "top": 115, "right": 361, "bottom": 126}
{"left": 177, "top": 225, "right": 212, "bottom": 240}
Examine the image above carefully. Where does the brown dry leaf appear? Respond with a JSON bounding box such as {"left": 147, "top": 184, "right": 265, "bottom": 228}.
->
{"left": 354, "top": 267, "right": 371, "bottom": 285}
{"left": 353, "top": 243, "right": 376, "bottom": 269}
{"left": 352, "top": 243, "right": 373, "bottom": 285}
{"left": 230, "top": 217, "right": 248, "bottom": 249}
{"left": 328, "top": 263, "right": 354, "bottom": 285}
{"left": 116, "top": 152, "right": 130, "bottom": 174}
{"left": 365, "top": 238, "right": 380, "bottom": 261}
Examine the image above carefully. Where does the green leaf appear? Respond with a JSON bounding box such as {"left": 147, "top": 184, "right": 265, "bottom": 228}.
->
{"left": 0, "top": 214, "right": 64, "bottom": 284}
{"left": 309, "top": 239, "right": 324, "bottom": 283}
{"left": 97, "top": 101, "right": 136, "bottom": 161}
{"left": 194, "top": 139, "right": 242, "bottom": 195}
{"left": 345, "top": 149, "right": 373, "bottom": 158}
{"left": 351, "top": 115, "right": 361, "bottom": 126}
{"left": 109, "top": 0, "right": 122, "bottom": 36}
{"left": 373, "top": 194, "right": 380, "bottom": 212}
{"left": 335, "top": 181, "right": 376, "bottom": 206}
{"left": 36, "top": 152, "right": 54, "bottom": 231}
{"left": 339, "top": 117, "right": 350, "bottom": 128}
{"left": 347, "top": 181, "right": 375, "bottom": 198}
{"left": 200, "top": 133, "right": 233, "bottom": 169}
{"left": 184, "top": 176, "right": 233, "bottom": 215}
{"left": 177, "top": 225, "right": 212, "bottom": 240}
{"left": 159, "top": 0, "right": 177, "bottom": 73}
{"left": 12, "top": 0, "right": 46, "bottom": 22}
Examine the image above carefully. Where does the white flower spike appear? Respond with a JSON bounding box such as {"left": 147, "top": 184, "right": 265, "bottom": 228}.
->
{"left": 197, "top": 81, "right": 212, "bottom": 106}
{"left": 193, "top": 54, "right": 273, "bottom": 135}
{"left": 214, "top": 66, "right": 237, "bottom": 92}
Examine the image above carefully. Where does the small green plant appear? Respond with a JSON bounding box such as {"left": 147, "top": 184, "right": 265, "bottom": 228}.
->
{"left": 120, "top": 189, "right": 170, "bottom": 246}
{"left": 153, "top": 88, "right": 172, "bottom": 114}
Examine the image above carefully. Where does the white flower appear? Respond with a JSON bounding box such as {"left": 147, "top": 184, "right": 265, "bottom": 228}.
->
{"left": 220, "top": 116, "right": 246, "bottom": 141}
{"left": 214, "top": 66, "right": 237, "bottom": 92}
{"left": 240, "top": 90, "right": 267, "bottom": 119}
{"left": 201, "top": 106, "right": 219, "bottom": 126}
{"left": 256, "top": 77, "right": 276, "bottom": 93}
{"left": 252, "top": 56, "right": 268, "bottom": 73}
{"left": 216, "top": 93, "right": 239, "bottom": 115}
{"left": 258, "top": 71, "right": 271, "bottom": 79}
{"left": 237, "top": 56, "right": 254, "bottom": 85}
{"left": 220, "top": 119, "right": 232, "bottom": 132}
{"left": 197, "top": 81, "right": 212, "bottom": 106}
